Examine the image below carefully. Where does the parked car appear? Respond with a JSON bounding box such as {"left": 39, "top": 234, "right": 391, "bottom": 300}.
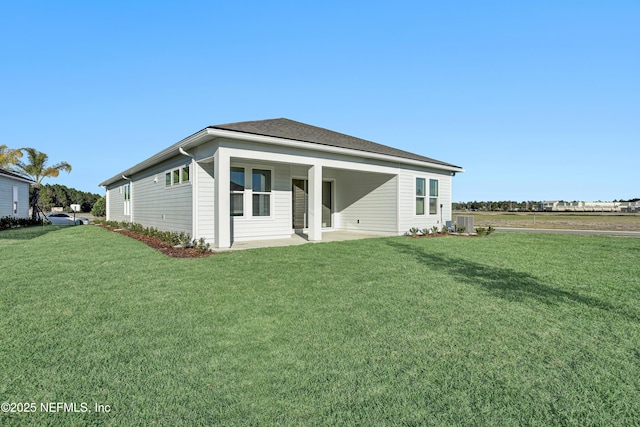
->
{"left": 45, "top": 212, "right": 91, "bottom": 225}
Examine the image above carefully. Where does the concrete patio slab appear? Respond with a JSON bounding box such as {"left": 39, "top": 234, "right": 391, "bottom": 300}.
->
{"left": 216, "top": 230, "right": 396, "bottom": 251}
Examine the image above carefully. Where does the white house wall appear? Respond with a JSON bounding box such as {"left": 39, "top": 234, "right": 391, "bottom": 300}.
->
{"left": 334, "top": 170, "right": 397, "bottom": 233}
{"left": 106, "top": 155, "right": 193, "bottom": 235}
{"left": 0, "top": 176, "right": 30, "bottom": 218}
{"left": 398, "top": 169, "right": 452, "bottom": 233}
{"left": 229, "top": 161, "right": 292, "bottom": 242}
{"left": 195, "top": 161, "right": 215, "bottom": 242}
{"left": 105, "top": 181, "right": 126, "bottom": 221}
{"left": 134, "top": 155, "right": 192, "bottom": 233}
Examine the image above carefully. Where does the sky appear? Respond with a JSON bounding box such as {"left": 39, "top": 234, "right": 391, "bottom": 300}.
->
{"left": 1, "top": 1, "right": 638, "bottom": 202}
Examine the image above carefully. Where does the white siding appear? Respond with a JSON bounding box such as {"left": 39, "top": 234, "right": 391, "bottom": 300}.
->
{"left": 334, "top": 170, "right": 397, "bottom": 233}
{"left": 0, "top": 176, "right": 30, "bottom": 218}
{"left": 230, "top": 162, "right": 292, "bottom": 242}
{"left": 131, "top": 156, "right": 193, "bottom": 234}
{"left": 398, "top": 169, "right": 453, "bottom": 233}
{"left": 196, "top": 161, "right": 215, "bottom": 242}
{"left": 106, "top": 181, "right": 127, "bottom": 222}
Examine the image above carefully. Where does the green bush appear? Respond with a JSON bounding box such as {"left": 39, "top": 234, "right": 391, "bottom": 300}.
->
{"left": 91, "top": 196, "right": 107, "bottom": 216}
{"left": 0, "top": 216, "right": 44, "bottom": 230}
{"left": 98, "top": 220, "right": 205, "bottom": 250}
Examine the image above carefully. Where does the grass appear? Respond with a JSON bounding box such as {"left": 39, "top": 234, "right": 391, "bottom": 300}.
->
{"left": 464, "top": 211, "right": 640, "bottom": 231}
{"left": 1, "top": 225, "right": 640, "bottom": 426}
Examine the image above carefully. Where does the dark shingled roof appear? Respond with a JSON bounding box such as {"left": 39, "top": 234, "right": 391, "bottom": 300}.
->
{"left": 209, "top": 118, "right": 460, "bottom": 169}
{"left": 0, "top": 169, "right": 34, "bottom": 183}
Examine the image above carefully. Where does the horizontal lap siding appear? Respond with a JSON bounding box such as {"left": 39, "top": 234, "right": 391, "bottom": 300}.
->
{"left": 398, "top": 169, "right": 452, "bottom": 233}
{"left": 197, "top": 162, "right": 215, "bottom": 241}
{"left": 232, "top": 163, "right": 291, "bottom": 241}
{"left": 336, "top": 171, "right": 397, "bottom": 233}
{"left": 106, "top": 183, "right": 127, "bottom": 222}
{"left": 132, "top": 156, "right": 192, "bottom": 234}
{"left": 0, "top": 177, "right": 30, "bottom": 218}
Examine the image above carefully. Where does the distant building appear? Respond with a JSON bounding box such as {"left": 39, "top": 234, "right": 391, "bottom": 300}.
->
{"left": 0, "top": 169, "right": 34, "bottom": 218}
{"left": 539, "top": 201, "right": 639, "bottom": 212}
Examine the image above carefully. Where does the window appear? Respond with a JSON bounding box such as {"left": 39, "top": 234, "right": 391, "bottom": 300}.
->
{"left": 123, "top": 184, "right": 131, "bottom": 215}
{"left": 416, "top": 178, "right": 426, "bottom": 215}
{"left": 230, "top": 167, "right": 245, "bottom": 216}
{"left": 429, "top": 179, "right": 438, "bottom": 215}
{"left": 252, "top": 169, "right": 271, "bottom": 216}
{"left": 166, "top": 165, "right": 190, "bottom": 186}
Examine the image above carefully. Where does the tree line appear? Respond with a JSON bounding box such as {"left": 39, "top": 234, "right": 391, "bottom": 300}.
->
{"left": 454, "top": 199, "right": 639, "bottom": 212}
{"left": 37, "top": 184, "right": 102, "bottom": 213}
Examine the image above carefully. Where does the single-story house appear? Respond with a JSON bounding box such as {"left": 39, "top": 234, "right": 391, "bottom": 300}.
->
{"left": 0, "top": 169, "right": 33, "bottom": 218}
{"left": 100, "top": 118, "right": 464, "bottom": 248}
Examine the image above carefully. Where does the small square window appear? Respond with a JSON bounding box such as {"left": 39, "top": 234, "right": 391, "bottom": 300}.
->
{"left": 182, "top": 166, "right": 190, "bottom": 183}
{"left": 173, "top": 169, "right": 180, "bottom": 185}
{"left": 165, "top": 172, "right": 171, "bottom": 186}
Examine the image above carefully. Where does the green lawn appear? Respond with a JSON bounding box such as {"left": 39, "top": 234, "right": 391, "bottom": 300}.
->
{"left": 1, "top": 226, "right": 640, "bottom": 426}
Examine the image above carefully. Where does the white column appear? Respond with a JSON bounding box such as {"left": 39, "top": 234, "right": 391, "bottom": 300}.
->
{"left": 308, "top": 164, "right": 322, "bottom": 241}
{"left": 214, "top": 147, "right": 231, "bottom": 248}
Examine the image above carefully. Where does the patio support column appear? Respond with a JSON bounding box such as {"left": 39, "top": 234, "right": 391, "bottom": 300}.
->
{"left": 214, "top": 147, "right": 231, "bottom": 248}
{"left": 308, "top": 164, "right": 322, "bottom": 241}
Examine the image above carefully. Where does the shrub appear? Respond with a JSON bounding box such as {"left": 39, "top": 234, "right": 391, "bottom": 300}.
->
{"left": 0, "top": 216, "right": 44, "bottom": 230}
{"left": 193, "top": 238, "right": 211, "bottom": 253}
{"left": 457, "top": 226, "right": 466, "bottom": 234}
{"left": 431, "top": 225, "right": 440, "bottom": 235}
{"left": 409, "top": 227, "right": 420, "bottom": 237}
{"left": 475, "top": 227, "right": 487, "bottom": 236}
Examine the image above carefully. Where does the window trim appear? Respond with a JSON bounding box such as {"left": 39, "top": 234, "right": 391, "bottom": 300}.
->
{"left": 416, "top": 177, "right": 426, "bottom": 216}
{"left": 230, "top": 166, "right": 245, "bottom": 217}
{"left": 229, "top": 163, "right": 275, "bottom": 219}
{"left": 429, "top": 179, "right": 439, "bottom": 215}
{"left": 251, "top": 168, "right": 272, "bottom": 217}
{"left": 165, "top": 164, "right": 192, "bottom": 188}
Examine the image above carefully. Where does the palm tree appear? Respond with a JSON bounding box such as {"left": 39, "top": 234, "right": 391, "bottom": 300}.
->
{"left": 13, "top": 148, "right": 72, "bottom": 220}
{"left": 0, "top": 144, "right": 23, "bottom": 169}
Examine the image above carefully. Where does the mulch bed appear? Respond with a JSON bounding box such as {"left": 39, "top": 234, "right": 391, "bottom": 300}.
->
{"left": 97, "top": 225, "right": 215, "bottom": 258}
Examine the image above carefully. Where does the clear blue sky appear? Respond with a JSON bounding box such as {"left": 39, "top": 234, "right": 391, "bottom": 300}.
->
{"left": 1, "top": 1, "right": 638, "bottom": 202}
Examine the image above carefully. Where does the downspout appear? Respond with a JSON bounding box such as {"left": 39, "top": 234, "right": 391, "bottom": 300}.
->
{"left": 122, "top": 175, "right": 133, "bottom": 223}
{"left": 178, "top": 147, "right": 198, "bottom": 241}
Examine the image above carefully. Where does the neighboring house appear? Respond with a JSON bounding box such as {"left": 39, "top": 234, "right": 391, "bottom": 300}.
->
{"left": 100, "top": 118, "right": 464, "bottom": 248}
{"left": 0, "top": 169, "right": 33, "bottom": 218}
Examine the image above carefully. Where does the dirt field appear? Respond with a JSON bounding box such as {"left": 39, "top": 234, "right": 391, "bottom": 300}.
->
{"left": 456, "top": 212, "right": 640, "bottom": 232}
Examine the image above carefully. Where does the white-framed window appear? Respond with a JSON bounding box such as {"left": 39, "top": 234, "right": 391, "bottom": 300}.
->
{"left": 416, "top": 178, "right": 426, "bottom": 215}
{"left": 229, "top": 165, "right": 274, "bottom": 218}
{"left": 165, "top": 164, "right": 191, "bottom": 187}
{"left": 252, "top": 169, "right": 271, "bottom": 217}
{"left": 230, "top": 167, "right": 245, "bottom": 217}
{"left": 429, "top": 179, "right": 438, "bottom": 215}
